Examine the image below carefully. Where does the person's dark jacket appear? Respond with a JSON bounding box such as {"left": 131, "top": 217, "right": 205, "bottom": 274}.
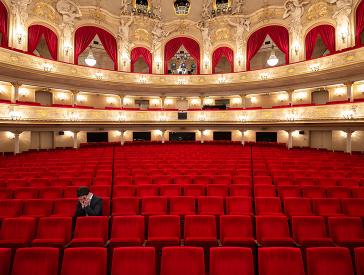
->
{"left": 75, "top": 195, "right": 103, "bottom": 217}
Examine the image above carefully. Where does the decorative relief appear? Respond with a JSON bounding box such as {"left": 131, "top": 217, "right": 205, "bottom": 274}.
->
{"left": 305, "top": 1, "right": 331, "bottom": 21}
{"left": 213, "top": 27, "right": 231, "bottom": 42}
{"left": 30, "top": 1, "right": 58, "bottom": 22}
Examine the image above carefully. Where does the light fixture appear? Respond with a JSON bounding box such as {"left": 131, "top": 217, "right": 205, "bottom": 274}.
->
{"left": 238, "top": 112, "right": 247, "bottom": 122}
{"left": 6, "top": 132, "right": 15, "bottom": 139}
{"left": 58, "top": 93, "right": 68, "bottom": 101}
{"left": 123, "top": 97, "right": 132, "bottom": 106}
{"left": 295, "top": 91, "right": 307, "bottom": 101}
{"left": 250, "top": 96, "right": 257, "bottom": 104}
{"left": 8, "top": 110, "right": 22, "bottom": 120}
{"left": 64, "top": 45, "right": 72, "bottom": 56}
{"left": 191, "top": 98, "right": 200, "bottom": 106}
{"left": 155, "top": 56, "right": 162, "bottom": 70}
{"left": 106, "top": 97, "right": 117, "bottom": 105}
{"left": 159, "top": 112, "right": 167, "bottom": 121}
{"left": 231, "top": 97, "right": 242, "bottom": 105}
{"left": 334, "top": 87, "right": 346, "bottom": 96}
{"left": 278, "top": 94, "right": 288, "bottom": 102}
{"left": 174, "top": 0, "right": 191, "bottom": 15}
{"left": 260, "top": 72, "right": 269, "bottom": 80}
{"left": 85, "top": 47, "right": 97, "bottom": 67}
{"left": 64, "top": 131, "right": 74, "bottom": 137}
{"left": 68, "top": 111, "right": 80, "bottom": 121}
{"left": 76, "top": 94, "right": 86, "bottom": 103}
{"left": 18, "top": 88, "right": 28, "bottom": 97}
{"left": 204, "top": 97, "right": 214, "bottom": 105}
{"left": 203, "top": 57, "right": 209, "bottom": 69}
{"left": 342, "top": 106, "right": 357, "bottom": 119}
{"left": 117, "top": 111, "right": 126, "bottom": 121}
{"left": 293, "top": 43, "right": 300, "bottom": 56}
{"left": 310, "top": 63, "right": 320, "bottom": 72}
{"left": 198, "top": 112, "right": 206, "bottom": 121}
{"left": 95, "top": 72, "right": 103, "bottom": 80}
{"left": 42, "top": 62, "right": 53, "bottom": 72}
{"left": 267, "top": 46, "right": 279, "bottom": 67}
{"left": 164, "top": 98, "right": 173, "bottom": 106}
{"left": 16, "top": 27, "right": 25, "bottom": 44}
{"left": 286, "top": 109, "right": 297, "bottom": 121}
{"left": 358, "top": 84, "right": 364, "bottom": 93}
{"left": 340, "top": 26, "right": 349, "bottom": 43}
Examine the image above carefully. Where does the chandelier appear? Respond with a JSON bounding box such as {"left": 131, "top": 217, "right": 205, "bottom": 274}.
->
{"left": 85, "top": 47, "right": 97, "bottom": 67}
{"left": 175, "top": 50, "right": 190, "bottom": 61}
{"left": 267, "top": 46, "right": 279, "bottom": 67}
{"left": 174, "top": 0, "right": 190, "bottom": 15}
{"left": 212, "top": 0, "right": 232, "bottom": 17}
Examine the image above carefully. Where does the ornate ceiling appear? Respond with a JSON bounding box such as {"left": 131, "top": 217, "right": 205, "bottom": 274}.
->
{"left": 74, "top": 0, "right": 286, "bottom": 22}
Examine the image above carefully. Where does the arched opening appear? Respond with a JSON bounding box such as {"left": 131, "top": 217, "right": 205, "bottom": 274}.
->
{"left": 0, "top": 1, "right": 8, "bottom": 47}
{"left": 28, "top": 25, "right": 58, "bottom": 60}
{"left": 246, "top": 25, "right": 289, "bottom": 71}
{"left": 131, "top": 47, "right": 152, "bottom": 73}
{"left": 356, "top": 0, "right": 364, "bottom": 46}
{"left": 74, "top": 26, "right": 118, "bottom": 70}
{"left": 212, "top": 47, "right": 233, "bottom": 73}
{"left": 164, "top": 37, "right": 200, "bottom": 74}
{"left": 305, "top": 25, "right": 335, "bottom": 60}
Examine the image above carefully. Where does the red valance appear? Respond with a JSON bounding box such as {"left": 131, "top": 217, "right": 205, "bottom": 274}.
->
{"left": 356, "top": 0, "right": 364, "bottom": 46}
{"left": 164, "top": 37, "right": 200, "bottom": 74}
{"left": 246, "top": 25, "right": 289, "bottom": 71}
{"left": 0, "top": 1, "right": 8, "bottom": 47}
{"left": 28, "top": 25, "right": 58, "bottom": 60}
{"left": 131, "top": 47, "right": 152, "bottom": 74}
{"left": 74, "top": 26, "right": 118, "bottom": 70}
{"left": 212, "top": 47, "right": 234, "bottom": 73}
{"left": 305, "top": 25, "right": 336, "bottom": 60}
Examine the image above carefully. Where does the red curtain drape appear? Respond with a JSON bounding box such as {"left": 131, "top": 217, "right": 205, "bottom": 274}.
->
{"left": 305, "top": 25, "right": 336, "bottom": 60}
{"left": 246, "top": 25, "right": 289, "bottom": 71}
{"left": 0, "top": 1, "right": 8, "bottom": 47}
{"left": 356, "top": 0, "right": 364, "bottom": 46}
{"left": 164, "top": 37, "right": 200, "bottom": 74}
{"left": 28, "top": 25, "right": 58, "bottom": 60}
{"left": 212, "top": 47, "right": 234, "bottom": 73}
{"left": 74, "top": 26, "right": 118, "bottom": 70}
{"left": 131, "top": 47, "right": 152, "bottom": 74}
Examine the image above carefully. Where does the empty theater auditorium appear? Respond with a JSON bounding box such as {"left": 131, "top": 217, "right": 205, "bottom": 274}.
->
{"left": 1, "top": 0, "right": 364, "bottom": 274}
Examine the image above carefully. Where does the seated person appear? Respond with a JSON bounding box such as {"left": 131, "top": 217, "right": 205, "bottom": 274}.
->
{"left": 75, "top": 186, "right": 103, "bottom": 217}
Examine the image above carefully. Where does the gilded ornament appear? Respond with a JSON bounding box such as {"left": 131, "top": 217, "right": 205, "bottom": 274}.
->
{"left": 306, "top": 2, "right": 329, "bottom": 20}
{"left": 31, "top": 2, "right": 57, "bottom": 22}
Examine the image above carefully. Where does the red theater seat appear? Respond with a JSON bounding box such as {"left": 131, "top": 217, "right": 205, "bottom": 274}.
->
{"left": 207, "top": 185, "right": 229, "bottom": 197}
{"left": 114, "top": 176, "right": 133, "bottom": 185}
{"left": 225, "top": 197, "right": 253, "bottom": 215}
{"left": 174, "top": 176, "right": 192, "bottom": 185}
{"left": 255, "top": 197, "right": 283, "bottom": 215}
{"left": 254, "top": 176, "right": 272, "bottom": 185}
{"left": 70, "top": 216, "right": 109, "bottom": 247}
{"left": 113, "top": 186, "right": 136, "bottom": 197}
{"left": 254, "top": 185, "right": 276, "bottom": 197}
{"left": 306, "top": 247, "right": 354, "bottom": 275}
{"left": 11, "top": 247, "right": 59, "bottom": 275}
{"left": 32, "top": 217, "right": 72, "bottom": 247}
{"left": 147, "top": 215, "right": 180, "bottom": 247}
{"left": 153, "top": 176, "right": 172, "bottom": 185}
{"left": 302, "top": 187, "right": 326, "bottom": 198}
{"left": 184, "top": 215, "right": 218, "bottom": 247}
{"left": 161, "top": 247, "right": 205, "bottom": 275}
{"left": 109, "top": 216, "right": 145, "bottom": 247}
{"left": 233, "top": 176, "right": 251, "bottom": 185}
{"left": 184, "top": 185, "right": 205, "bottom": 196}
{"left": 328, "top": 217, "right": 364, "bottom": 247}
{"left": 112, "top": 197, "right": 139, "bottom": 215}
{"left": 278, "top": 186, "right": 301, "bottom": 199}
{"left": 111, "top": 247, "right": 156, "bottom": 275}
{"left": 159, "top": 185, "right": 182, "bottom": 197}
{"left": 258, "top": 247, "right": 305, "bottom": 275}
{"left": 0, "top": 248, "right": 11, "bottom": 275}
{"left": 213, "top": 175, "right": 231, "bottom": 185}
{"left": 210, "top": 247, "right": 254, "bottom": 275}
{"left": 220, "top": 215, "right": 255, "bottom": 247}
{"left": 22, "top": 199, "right": 53, "bottom": 218}
{"left": 90, "top": 186, "right": 111, "bottom": 197}
{"left": 198, "top": 196, "right": 224, "bottom": 215}
{"left": 355, "top": 247, "right": 364, "bottom": 275}
{"left": 284, "top": 198, "right": 312, "bottom": 217}
{"left": 312, "top": 198, "right": 343, "bottom": 217}
{"left": 292, "top": 216, "right": 334, "bottom": 247}
{"left": 134, "top": 176, "right": 152, "bottom": 185}
{"left": 342, "top": 199, "right": 364, "bottom": 218}
{"left": 194, "top": 175, "right": 211, "bottom": 185}
{"left": 351, "top": 188, "right": 364, "bottom": 198}
{"left": 0, "top": 217, "right": 37, "bottom": 247}
{"left": 229, "top": 185, "right": 252, "bottom": 197}
{"left": 169, "top": 196, "right": 196, "bottom": 216}
{"left": 0, "top": 200, "right": 23, "bottom": 220}
{"left": 13, "top": 188, "right": 38, "bottom": 199}
{"left": 38, "top": 187, "right": 63, "bottom": 199}
{"left": 52, "top": 199, "right": 77, "bottom": 217}
{"left": 137, "top": 185, "right": 158, "bottom": 197}
{"left": 61, "top": 247, "right": 107, "bottom": 275}
{"left": 326, "top": 187, "right": 351, "bottom": 199}
{"left": 0, "top": 189, "right": 12, "bottom": 199}
{"left": 141, "top": 197, "right": 167, "bottom": 215}
{"left": 256, "top": 216, "right": 295, "bottom": 246}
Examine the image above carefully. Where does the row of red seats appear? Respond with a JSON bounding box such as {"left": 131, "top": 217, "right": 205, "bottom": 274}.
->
{"left": 3, "top": 246, "right": 363, "bottom": 275}
{"left": 1, "top": 197, "right": 363, "bottom": 218}
{"left": 1, "top": 215, "right": 363, "bottom": 249}
{"left": 2, "top": 185, "right": 363, "bottom": 199}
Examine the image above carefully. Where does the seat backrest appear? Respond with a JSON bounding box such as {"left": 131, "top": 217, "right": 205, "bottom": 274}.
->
{"left": 11, "top": 247, "right": 59, "bottom": 275}
{"left": 36, "top": 217, "right": 72, "bottom": 242}
{"left": 169, "top": 196, "right": 196, "bottom": 215}
{"left": 255, "top": 197, "right": 282, "bottom": 215}
{"left": 0, "top": 248, "right": 11, "bottom": 275}
{"left": 184, "top": 185, "right": 205, "bottom": 196}
{"left": 258, "top": 247, "right": 305, "bottom": 275}
{"left": 292, "top": 216, "right": 328, "bottom": 241}
{"left": 0, "top": 217, "right": 36, "bottom": 242}
{"left": 342, "top": 199, "right": 364, "bottom": 216}
{"left": 112, "top": 197, "right": 139, "bottom": 215}
{"left": 111, "top": 247, "right": 156, "bottom": 275}
{"left": 74, "top": 216, "right": 109, "bottom": 242}
{"left": 161, "top": 247, "right": 204, "bottom": 275}
{"left": 312, "top": 198, "right": 342, "bottom": 215}
{"left": 23, "top": 199, "right": 53, "bottom": 217}
{"left": 111, "top": 216, "right": 145, "bottom": 240}
{"left": 225, "top": 197, "right": 253, "bottom": 215}
{"left": 254, "top": 185, "right": 276, "bottom": 197}
{"left": 198, "top": 196, "right": 224, "bottom": 215}
{"left": 328, "top": 217, "right": 364, "bottom": 242}
{"left": 61, "top": 247, "right": 107, "bottom": 275}
{"left": 0, "top": 199, "right": 23, "bottom": 218}
{"left": 284, "top": 198, "right": 312, "bottom": 216}
{"left": 113, "top": 185, "right": 136, "bottom": 197}
{"left": 355, "top": 247, "right": 364, "bottom": 275}
{"left": 184, "top": 215, "right": 216, "bottom": 239}
{"left": 210, "top": 247, "right": 254, "bottom": 275}
{"left": 306, "top": 247, "right": 354, "bottom": 275}
{"left": 141, "top": 197, "right": 167, "bottom": 214}
{"left": 256, "top": 216, "right": 290, "bottom": 243}
{"left": 52, "top": 198, "right": 78, "bottom": 216}
{"left": 148, "top": 215, "right": 180, "bottom": 239}
{"left": 220, "top": 215, "right": 253, "bottom": 241}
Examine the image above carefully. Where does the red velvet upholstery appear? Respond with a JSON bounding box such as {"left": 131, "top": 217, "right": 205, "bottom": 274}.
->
{"left": 70, "top": 216, "right": 108, "bottom": 247}
{"left": 109, "top": 215, "right": 145, "bottom": 247}
{"left": 112, "top": 197, "right": 139, "bottom": 215}
{"left": 198, "top": 196, "right": 224, "bottom": 215}
{"left": 225, "top": 197, "right": 253, "bottom": 215}
{"left": 184, "top": 215, "right": 218, "bottom": 246}
{"left": 141, "top": 197, "right": 167, "bottom": 215}
{"left": 12, "top": 247, "right": 59, "bottom": 275}
{"left": 256, "top": 216, "right": 295, "bottom": 246}
{"left": 147, "top": 215, "right": 180, "bottom": 246}
{"left": 328, "top": 217, "right": 364, "bottom": 247}
{"left": 52, "top": 198, "right": 77, "bottom": 217}
{"left": 32, "top": 217, "right": 72, "bottom": 247}
{"left": 255, "top": 197, "right": 283, "bottom": 215}
{"left": 0, "top": 248, "right": 11, "bottom": 275}
{"left": 355, "top": 247, "right": 364, "bottom": 275}
{"left": 220, "top": 215, "right": 255, "bottom": 247}
{"left": 169, "top": 196, "right": 196, "bottom": 215}
{"left": 22, "top": 199, "right": 53, "bottom": 217}
{"left": 0, "top": 200, "right": 23, "bottom": 220}
{"left": 0, "top": 217, "right": 37, "bottom": 247}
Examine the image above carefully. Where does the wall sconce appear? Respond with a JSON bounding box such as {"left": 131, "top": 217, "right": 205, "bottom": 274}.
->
{"left": 117, "top": 111, "right": 126, "bottom": 121}
{"left": 58, "top": 93, "right": 68, "bottom": 101}
{"left": 64, "top": 45, "right": 72, "bottom": 56}
{"left": 164, "top": 98, "right": 173, "bottom": 106}
{"left": 16, "top": 28, "right": 25, "bottom": 44}
{"left": 6, "top": 131, "right": 15, "bottom": 139}
{"left": 8, "top": 110, "right": 22, "bottom": 120}
{"left": 250, "top": 96, "right": 257, "bottom": 104}
{"left": 260, "top": 72, "right": 269, "bottom": 80}
{"left": 292, "top": 130, "right": 300, "bottom": 137}
{"left": 295, "top": 91, "right": 307, "bottom": 101}
{"left": 106, "top": 97, "right": 117, "bottom": 105}
{"left": 204, "top": 97, "right": 214, "bottom": 105}
{"left": 154, "top": 56, "right": 162, "bottom": 70}
{"left": 120, "top": 51, "right": 130, "bottom": 67}
{"left": 340, "top": 27, "right": 349, "bottom": 43}
{"left": 202, "top": 130, "right": 209, "bottom": 136}
{"left": 191, "top": 98, "right": 200, "bottom": 106}
{"left": 278, "top": 94, "right": 288, "bottom": 102}
{"left": 68, "top": 111, "right": 80, "bottom": 121}
{"left": 18, "top": 88, "right": 29, "bottom": 97}
{"left": 123, "top": 97, "right": 132, "bottom": 106}
{"left": 358, "top": 84, "right": 364, "bottom": 93}
{"left": 309, "top": 63, "right": 320, "bottom": 72}
{"left": 236, "top": 54, "right": 243, "bottom": 67}
{"left": 76, "top": 94, "right": 86, "bottom": 103}
{"left": 42, "top": 62, "right": 53, "bottom": 72}
{"left": 334, "top": 87, "right": 346, "bottom": 96}
{"left": 293, "top": 42, "right": 300, "bottom": 56}
{"left": 95, "top": 72, "right": 103, "bottom": 80}
{"left": 198, "top": 112, "right": 206, "bottom": 121}
{"left": 150, "top": 98, "right": 160, "bottom": 107}
{"left": 64, "top": 131, "right": 74, "bottom": 137}
{"left": 203, "top": 57, "right": 210, "bottom": 69}
{"left": 231, "top": 97, "right": 242, "bottom": 105}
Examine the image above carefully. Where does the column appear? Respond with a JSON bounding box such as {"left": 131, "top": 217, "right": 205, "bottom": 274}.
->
{"left": 200, "top": 129, "right": 205, "bottom": 144}
{"left": 14, "top": 132, "right": 20, "bottom": 155}
{"left": 200, "top": 96, "right": 204, "bottom": 110}
{"left": 73, "top": 131, "right": 79, "bottom": 149}
{"left": 120, "top": 130, "right": 125, "bottom": 146}
{"left": 161, "top": 130, "right": 166, "bottom": 144}
{"left": 241, "top": 95, "right": 246, "bottom": 109}
{"left": 71, "top": 90, "right": 78, "bottom": 107}
{"left": 287, "top": 130, "right": 293, "bottom": 149}
{"left": 161, "top": 95, "right": 166, "bottom": 109}
{"left": 346, "top": 131, "right": 353, "bottom": 154}
{"left": 344, "top": 81, "right": 354, "bottom": 103}
{"left": 119, "top": 95, "right": 124, "bottom": 109}
{"left": 11, "top": 82, "right": 21, "bottom": 103}
{"left": 240, "top": 129, "right": 245, "bottom": 146}
{"left": 287, "top": 90, "right": 294, "bottom": 106}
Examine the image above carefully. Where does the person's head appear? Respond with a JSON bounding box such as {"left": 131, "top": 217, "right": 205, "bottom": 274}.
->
{"left": 77, "top": 186, "right": 90, "bottom": 201}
